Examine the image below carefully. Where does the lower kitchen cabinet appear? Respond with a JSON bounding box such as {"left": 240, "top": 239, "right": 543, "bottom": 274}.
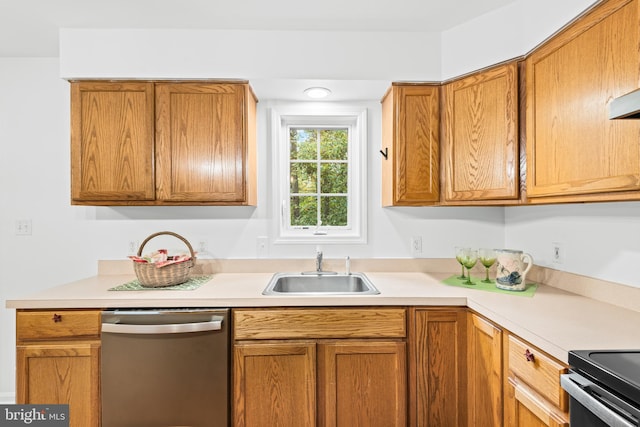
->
{"left": 468, "top": 311, "right": 504, "bottom": 427}
{"left": 233, "top": 341, "right": 317, "bottom": 427}
{"left": 504, "top": 335, "right": 569, "bottom": 427}
{"left": 318, "top": 341, "right": 406, "bottom": 427}
{"left": 12, "top": 306, "right": 573, "bottom": 427}
{"left": 232, "top": 307, "right": 407, "bottom": 427}
{"left": 409, "top": 308, "right": 467, "bottom": 427}
{"left": 15, "top": 309, "right": 102, "bottom": 427}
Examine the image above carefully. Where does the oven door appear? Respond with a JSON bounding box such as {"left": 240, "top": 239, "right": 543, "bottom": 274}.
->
{"left": 561, "top": 373, "right": 639, "bottom": 427}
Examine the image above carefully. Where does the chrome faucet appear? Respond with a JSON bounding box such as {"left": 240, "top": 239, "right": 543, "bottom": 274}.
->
{"left": 316, "top": 249, "right": 323, "bottom": 272}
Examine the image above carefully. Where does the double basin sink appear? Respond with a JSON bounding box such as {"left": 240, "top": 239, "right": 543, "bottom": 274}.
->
{"left": 262, "top": 272, "right": 380, "bottom": 296}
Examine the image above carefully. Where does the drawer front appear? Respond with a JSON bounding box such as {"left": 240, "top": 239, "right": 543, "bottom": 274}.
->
{"left": 17, "top": 310, "right": 102, "bottom": 341}
{"left": 508, "top": 335, "right": 568, "bottom": 410}
{"left": 509, "top": 377, "right": 569, "bottom": 427}
{"left": 233, "top": 308, "right": 407, "bottom": 340}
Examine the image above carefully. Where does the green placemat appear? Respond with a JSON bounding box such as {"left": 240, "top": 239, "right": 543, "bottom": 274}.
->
{"left": 109, "top": 275, "right": 213, "bottom": 291}
{"left": 442, "top": 275, "right": 538, "bottom": 297}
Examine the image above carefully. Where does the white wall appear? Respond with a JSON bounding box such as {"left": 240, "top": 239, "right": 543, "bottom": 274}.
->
{"left": 59, "top": 29, "right": 442, "bottom": 82}
{"left": 505, "top": 203, "right": 640, "bottom": 288}
{"left": 441, "top": 0, "right": 598, "bottom": 79}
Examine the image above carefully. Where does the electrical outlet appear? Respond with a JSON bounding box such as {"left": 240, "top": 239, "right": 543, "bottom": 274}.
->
{"left": 552, "top": 242, "right": 564, "bottom": 264}
{"left": 256, "top": 236, "right": 268, "bottom": 258}
{"left": 128, "top": 241, "right": 139, "bottom": 255}
{"left": 199, "top": 241, "right": 208, "bottom": 254}
{"left": 15, "top": 219, "right": 32, "bottom": 235}
{"left": 411, "top": 236, "right": 423, "bottom": 256}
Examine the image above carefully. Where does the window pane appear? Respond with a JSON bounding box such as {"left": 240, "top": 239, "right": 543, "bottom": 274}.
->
{"left": 320, "top": 163, "right": 348, "bottom": 194}
{"left": 320, "top": 129, "right": 348, "bottom": 160}
{"left": 290, "top": 196, "right": 318, "bottom": 226}
{"left": 320, "top": 196, "right": 348, "bottom": 226}
{"left": 290, "top": 162, "right": 317, "bottom": 193}
{"left": 290, "top": 128, "right": 317, "bottom": 160}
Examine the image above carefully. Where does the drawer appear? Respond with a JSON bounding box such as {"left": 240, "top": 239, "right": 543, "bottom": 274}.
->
{"left": 508, "top": 335, "right": 568, "bottom": 410}
{"left": 233, "top": 307, "right": 407, "bottom": 340}
{"left": 17, "top": 310, "right": 102, "bottom": 341}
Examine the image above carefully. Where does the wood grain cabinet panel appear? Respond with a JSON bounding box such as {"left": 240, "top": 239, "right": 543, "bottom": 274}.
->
{"left": 232, "top": 307, "right": 408, "bottom": 427}
{"left": 233, "top": 341, "right": 316, "bottom": 427}
{"left": 156, "top": 82, "right": 255, "bottom": 203}
{"left": 525, "top": 0, "right": 640, "bottom": 202}
{"left": 318, "top": 341, "right": 406, "bottom": 427}
{"left": 71, "top": 81, "right": 155, "bottom": 202}
{"left": 70, "top": 80, "right": 257, "bottom": 206}
{"left": 443, "top": 62, "right": 520, "bottom": 204}
{"left": 409, "top": 308, "right": 467, "bottom": 427}
{"left": 233, "top": 307, "right": 406, "bottom": 340}
{"left": 504, "top": 334, "right": 569, "bottom": 427}
{"left": 16, "top": 310, "right": 101, "bottom": 341}
{"left": 15, "top": 309, "right": 102, "bottom": 427}
{"left": 381, "top": 84, "right": 440, "bottom": 206}
{"left": 507, "top": 378, "right": 569, "bottom": 427}
{"left": 468, "top": 312, "right": 503, "bottom": 427}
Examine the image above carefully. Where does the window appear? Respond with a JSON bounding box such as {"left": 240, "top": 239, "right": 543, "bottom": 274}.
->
{"left": 289, "top": 127, "right": 348, "bottom": 227}
{"left": 271, "top": 105, "right": 367, "bottom": 244}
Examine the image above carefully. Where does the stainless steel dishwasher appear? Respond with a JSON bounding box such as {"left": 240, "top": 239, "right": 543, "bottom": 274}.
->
{"left": 101, "top": 308, "right": 229, "bottom": 427}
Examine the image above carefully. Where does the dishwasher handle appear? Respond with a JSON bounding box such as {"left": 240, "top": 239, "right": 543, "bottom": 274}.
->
{"left": 102, "top": 318, "right": 223, "bottom": 335}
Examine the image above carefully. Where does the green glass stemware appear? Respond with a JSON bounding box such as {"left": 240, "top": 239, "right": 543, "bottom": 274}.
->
{"left": 461, "top": 249, "right": 478, "bottom": 285}
{"left": 479, "top": 248, "right": 497, "bottom": 283}
{"left": 454, "top": 247, "right": 468, "bottom": 279}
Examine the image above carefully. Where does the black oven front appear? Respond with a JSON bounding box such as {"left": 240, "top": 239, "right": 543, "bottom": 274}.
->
{"left": 562, "top": 372, "right": 639, "bottom": 427}
{"left": 562, "top": 350, "right": 640, "bottom": 427}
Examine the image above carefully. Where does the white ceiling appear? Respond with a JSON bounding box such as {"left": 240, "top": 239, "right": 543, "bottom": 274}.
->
{"left": 0, "top": 0, "right": 516, "bottom": 57}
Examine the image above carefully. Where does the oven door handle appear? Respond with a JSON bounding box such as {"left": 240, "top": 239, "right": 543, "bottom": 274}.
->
{"left": 102, "top": 318, "right": 223, "bottom": 334}
{"left": 561, "top": 373, "right": 636, "bottom": 427}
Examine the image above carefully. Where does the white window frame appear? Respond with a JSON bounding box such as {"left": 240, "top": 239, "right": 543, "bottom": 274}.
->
{"left": 270, "top": 104, "right": 368, "bottom": 244}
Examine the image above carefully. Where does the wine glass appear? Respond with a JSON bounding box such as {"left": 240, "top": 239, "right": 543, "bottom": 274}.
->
{"left": 454, "top": 247, "right": 468, "bottom": 279}
{"left": 461, "top": 248, "right": 478, "bottom": 285}
{"left": 478, "top": 248, "right": 497, "bottom": 283}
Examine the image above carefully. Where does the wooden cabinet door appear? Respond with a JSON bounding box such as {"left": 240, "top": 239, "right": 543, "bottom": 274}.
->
{"left": 318, "top": 340, "right": 406, "bottom": 427}
{"left": 443, "top": 62, "right": 519, "bottom": 203}
{"left": 233, "top": 341, "right": 316, "bottom": 427}
{"left": 382, "top": 84, "right": 440, "bottom": 206}
{"left": 16, "top": 341, "right": 101, "bottom": 427}
{"left": 507, "top": 379, "right": 569, "bottom": 427}
{"left": 409, "top": 308, "right": 467, "bottom": 427}
{"left": 156, "top": 82, "right": 254, "bottom": 203}
{"left": 71, "top": 81, "right": 155, "bottom": 203}
{"left": 525, "top": 0, "right": 640, "bottom": 202}
{"left": 468, "top": 313, "right": 503, "bottom": 427}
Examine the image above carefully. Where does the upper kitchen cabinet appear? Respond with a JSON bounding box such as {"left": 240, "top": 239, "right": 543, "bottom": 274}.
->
{"left": 381, "top": 84, "right": 440, "bottom": 206}
{"left": 155, "top": 83, "right": 256, "bottom": 204}
{"left": 525, "top": 0, "right": 640, "bottom": 203}
{"left": 442, "top": 62, "right": 521, "bottom": 205}
{"left": 71, "top": 81, "right": 156, "bottom": 203}
{"left": 71, "top": 80, "right": 257, "bottom": 206}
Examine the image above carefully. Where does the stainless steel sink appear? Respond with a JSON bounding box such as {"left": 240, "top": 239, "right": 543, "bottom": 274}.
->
{"left": 262, "top": 272, "right": 380, "bottom": 295}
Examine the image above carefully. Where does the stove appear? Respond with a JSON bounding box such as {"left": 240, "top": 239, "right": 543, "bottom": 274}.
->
{"left": 562, "top": 350, "right": 640, "bottom": 427}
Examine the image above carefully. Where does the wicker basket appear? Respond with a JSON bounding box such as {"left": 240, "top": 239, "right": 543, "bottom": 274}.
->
{"left": 133, "top": 231, "right": 196, "bottom": 287}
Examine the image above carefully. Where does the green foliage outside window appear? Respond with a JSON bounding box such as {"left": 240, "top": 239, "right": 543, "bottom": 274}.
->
{"left": 289, "top": 128, "right": 349, "bottom": 227}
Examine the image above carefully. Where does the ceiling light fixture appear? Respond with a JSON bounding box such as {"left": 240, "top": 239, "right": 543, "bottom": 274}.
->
{"left": 304, "top": 87, "right": 332, "bottom": 99}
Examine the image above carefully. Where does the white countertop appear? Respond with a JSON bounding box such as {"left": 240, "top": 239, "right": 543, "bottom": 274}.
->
{"left": 7, "top": 271, "right": 640, "bottom": 363}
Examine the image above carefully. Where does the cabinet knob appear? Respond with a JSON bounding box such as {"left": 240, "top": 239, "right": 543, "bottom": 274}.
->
{"left": 524, "top": 349, "right": 535, "bottom": 362}
{"left": 52, "top": 314, "right": 62, "bottom": 323}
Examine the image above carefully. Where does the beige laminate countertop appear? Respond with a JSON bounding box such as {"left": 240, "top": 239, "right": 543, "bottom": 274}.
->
{"left": 6, "top": 271, "right": 640, "bottom": 364}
